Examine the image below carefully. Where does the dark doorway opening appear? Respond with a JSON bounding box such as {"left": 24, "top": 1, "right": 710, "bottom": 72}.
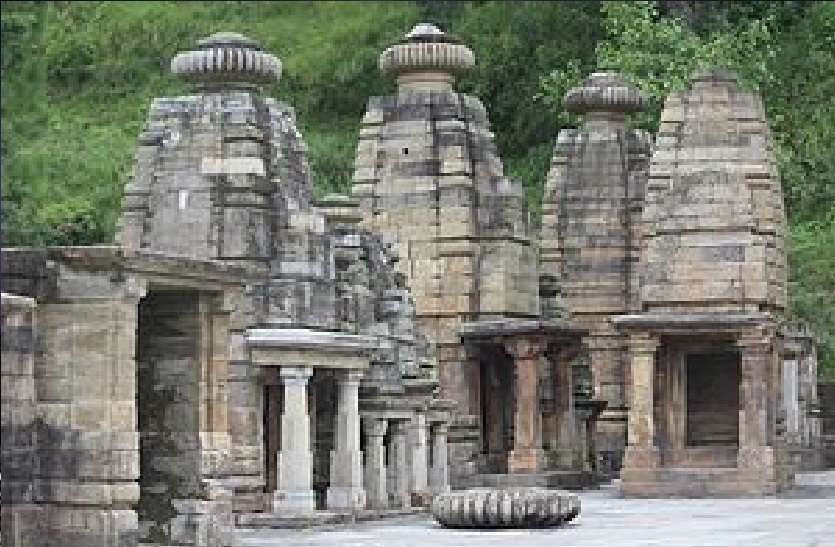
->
{"left": 478, "top": 344, "right": 515, "bottom": 473}
{"left": 686, "top": 353, "right": 740, "bottom": 447}
{"left": 136, "top": 289, "right": 201, "bottom": 543}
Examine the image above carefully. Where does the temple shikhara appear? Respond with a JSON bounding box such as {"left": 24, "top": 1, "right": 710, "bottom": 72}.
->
{"left": 1, "top": 24, "right": 831, "bottom": 547}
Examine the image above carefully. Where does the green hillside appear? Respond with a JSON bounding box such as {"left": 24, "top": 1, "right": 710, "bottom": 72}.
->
{"left": 2, "top": 1, "right": 833, "bottom": 376}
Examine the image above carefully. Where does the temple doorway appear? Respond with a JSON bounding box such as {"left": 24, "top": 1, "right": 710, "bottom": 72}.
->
{"left": 478, "top": 344, "right": 515, "bottom": 473}
{"left": 686, "top": 353, "right": 740, "bottom": 447}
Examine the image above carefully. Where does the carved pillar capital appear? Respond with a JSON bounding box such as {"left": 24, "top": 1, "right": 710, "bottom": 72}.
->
{"left": 336, "top": 368, "right": 366, "bottom": 385}
{"left": 627, "top": 333, "right": 659, "bottom": 355}
{"left": 363, "top": 417, "right": 388, "bottom": 438}
{"left": 503, "top": 336, "right": 548, "bottom": 361}
{"left": 736, "top": 330, "right": 773, "bottom": 353}
{"left": 279, "top": 365, "right": 313, "bottom": 384}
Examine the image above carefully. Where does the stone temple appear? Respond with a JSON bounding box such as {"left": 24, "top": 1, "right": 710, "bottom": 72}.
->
{"left": 0, "top": 24, "right": 830, "bottom": 547}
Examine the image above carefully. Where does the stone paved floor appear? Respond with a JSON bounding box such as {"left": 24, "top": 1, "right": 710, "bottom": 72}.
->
{"left": 235, "top": 472, "right": 835, "bottom": 547}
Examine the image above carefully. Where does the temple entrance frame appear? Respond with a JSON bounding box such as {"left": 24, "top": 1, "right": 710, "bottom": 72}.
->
{"left": 459, "top": 320, "right": 588, "bottom": 485}
{"left": 615, "top": 316, "right": 788, "bottom": 496}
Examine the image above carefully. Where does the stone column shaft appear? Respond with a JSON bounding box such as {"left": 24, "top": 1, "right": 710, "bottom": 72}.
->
{"left": 275, "top": 366, "right": 315, "bottom": 514}
{"left": 739, "top": 341, "right": 769, "bottom": 447}
{"left": 327, "top": 369, "right": 366, "bottom": 511}
{"left": 363, "top": 418, "right": 388, "bottom": 509}
{"left": 783, "top": 358, "right": 801, "bottom": 443}
{"left": 408, "top": 413, "right": 429, "bottom": 502}
{"left": 623, "top": 335, "right": 659, "bottom": 469}
{"left": 429, "top": 423, "right": 450, "bottom": 494}
{"left": 627, "top": 336, "right": 657, "bottom": 447}
{"left": 553, "top": 349, "right": 578, "bottom": 468}
{"left": 667, "top": 351, "right": 687, "bottom": 450}
{"left": 388, "top": 420, "right": 411, "bottom": 508}
{"left": 505, "top": 337, "right": 547, "bottom": 473}
{"left": 737, "top": 332, "right": 774, "bottom": 465}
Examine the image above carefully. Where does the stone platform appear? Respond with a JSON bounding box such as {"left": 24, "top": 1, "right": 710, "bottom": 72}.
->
{"left": 234, "top": 471, "right": 835, "bottom": 547}
{"left": 469, "top": 471, "right": 596, "bottom": 490}
{"left": 236, "top": 507, "right": 425, "bottom": 529}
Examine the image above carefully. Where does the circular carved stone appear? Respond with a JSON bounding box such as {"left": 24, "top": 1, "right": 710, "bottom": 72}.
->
{"left": 564, "top": 71, "right": 647, "bottom": 114}
{"left": 379, "top": 23, "right": 474, "bottom": 76}
{"left": 430, "top": 488, "right": 580, "bottom": 529}
{"left": 171, "top": 32, "right": 281, "bottom": 87}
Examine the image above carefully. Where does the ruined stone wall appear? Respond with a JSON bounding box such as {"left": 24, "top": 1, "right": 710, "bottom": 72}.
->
{"left": 1, "top": 249, "right": 142, "bottom": 546}
{"left": 1, "top": 293, "right": 41, "bottom": 546}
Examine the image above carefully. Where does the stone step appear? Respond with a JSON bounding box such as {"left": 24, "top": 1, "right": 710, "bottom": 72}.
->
{"left": 236, "top": 507, "right": 425, "bottom": 529}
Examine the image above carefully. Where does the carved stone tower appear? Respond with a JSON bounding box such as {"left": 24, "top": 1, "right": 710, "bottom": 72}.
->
{"left": 541, "top": 72, "right": 651, "bottom": 474}
{"left": 352, "top": 23, "right": 543, "bottom": 483}
{"left": 614, "top": 68, "right": 790, "bottom": 496}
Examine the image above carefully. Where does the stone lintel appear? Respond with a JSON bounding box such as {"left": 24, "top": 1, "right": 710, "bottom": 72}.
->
{"left": 612, "top": 312, "right": 774, "bottom": 333}
{"left": 361, "top": 410, "right": 414, "bottom": 422}
{"left": 627, "top": 333, "right": 660, "bottom": 355}
{"left": 249, "top": 346, "right": 369, "bottom": 369}
{"left": 459, "top": 318, "right": 587, "bottom": 340}
{"left": 247, "top": 328, "right": 376, "bottom": 365}
{"left": 1, "top": 245, "right": 263, "bottom": 288}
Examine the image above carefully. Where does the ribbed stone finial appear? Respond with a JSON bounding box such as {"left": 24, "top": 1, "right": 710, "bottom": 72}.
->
{"left": 564, "top": 72, "right": 647, "bottom": 115}
{"left": 171, "top": 32, "right": 281, "bottom": 88}
{"left": 379, "top": 23, "right": 474, "bottom": 87}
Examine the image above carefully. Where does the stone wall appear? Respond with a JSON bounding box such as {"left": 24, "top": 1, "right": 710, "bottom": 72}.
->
{"left": 1, "top": 293, "right": 41, "bottom": 546}
{"left": 642, "top": 69, "right": 787, "bottom": 315}
{"left": 1, "top": 249, "right": 142, "bottom": 546}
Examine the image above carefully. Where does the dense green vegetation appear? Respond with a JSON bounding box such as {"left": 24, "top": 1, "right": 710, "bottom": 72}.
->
{"left": 2, "top": 1, "right": 833, "bottom": 376}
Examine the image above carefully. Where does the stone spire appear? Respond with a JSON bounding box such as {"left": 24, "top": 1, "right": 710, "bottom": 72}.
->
{"left": 379, "top": 23, "right": 474, "bottom": 91}
{"left": 541, "top": 70, "right": 652, "bottom": 472}
{"left": 170, "top": 32, "right": 281, "bottom": 88}
{"left": 564, "top": 71, "right": 647, "bottom": 123}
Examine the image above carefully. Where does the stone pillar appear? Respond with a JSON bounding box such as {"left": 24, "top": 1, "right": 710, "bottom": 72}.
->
{"left": 505, "top": 337, "right": 547, "bottom": 473}
{"left": 408, "top": 412, "right": 430, "bottom": 504}
{"left": 737, "top": 331, "right": 774, "bottom": 469}
{"left": 274, "top": 366, "right": 315, "bottom": 514}
{"left": 623, "top": 334, "right": 659, "bottom": 468}
{"left": 666, "top": 350, "right": 687, "bottom": 450}
{"left": 552, "top": 348, "right": 579, "bottom": 468}
{"left": 327, "top": 369, "right": 366, "bottom": 511}
{"left": 363, "top": 418, "right": 388, "bottom": 509}
{"left": 388, "top": 420, "right": 411, "bottom": 508}
{"left": 429, "top": 423, "right": 450, "bottom": 494}
{"left": 783, "top": 357, "right": 801, "bottom": 444}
